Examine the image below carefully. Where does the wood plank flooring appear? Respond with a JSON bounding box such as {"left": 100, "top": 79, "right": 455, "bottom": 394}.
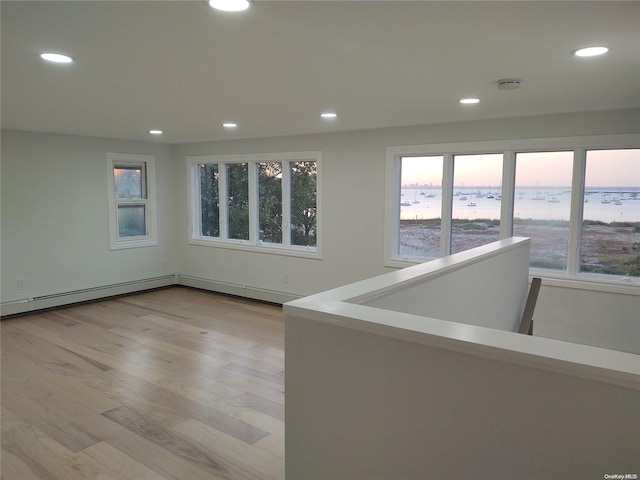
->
{"left": 1, "top": 286, "right": 285, "bottom": 480}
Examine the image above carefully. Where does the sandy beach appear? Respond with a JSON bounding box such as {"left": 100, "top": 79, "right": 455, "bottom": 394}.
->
{"left": 399, "top": 220, "right": 639, "bottom": 275}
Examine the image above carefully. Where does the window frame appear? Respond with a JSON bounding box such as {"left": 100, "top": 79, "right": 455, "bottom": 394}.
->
{"left": 107, "top": 153, "right": 158, "bottom": 250}
{"left": 186, "top": 151, "right": 322, "bottom": 259}
{"left": 385, "top": 134, "right": 640, "bottom": 291}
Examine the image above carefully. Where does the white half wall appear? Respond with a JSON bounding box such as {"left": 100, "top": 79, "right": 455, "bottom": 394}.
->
{"left": 284, "top": 239, "right": 640, "bottom": 479}
{"left": 285, "top": 316, "right": 640, "bottom": 480}
{"left": 362, "top": 239, "right": 531, "bottom": 332}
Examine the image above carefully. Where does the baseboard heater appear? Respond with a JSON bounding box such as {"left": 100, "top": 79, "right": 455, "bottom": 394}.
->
{"left": 177, "top": 274, "right": 302, "bottom": 305}
{"left": 1, "top": 274, "right": 302, "bottom": 317}
{"left": 1, "top": 275, "right": 177, "bottom": 317}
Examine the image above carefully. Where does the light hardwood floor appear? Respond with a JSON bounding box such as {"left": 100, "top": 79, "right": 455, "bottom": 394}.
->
{"left": 1, "top": 286, "right": 285, "bottom": 480}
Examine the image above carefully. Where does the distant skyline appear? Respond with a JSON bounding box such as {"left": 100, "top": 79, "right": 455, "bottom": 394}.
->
{"left": 401, "top": 149, "right": 639, "bottom": 188}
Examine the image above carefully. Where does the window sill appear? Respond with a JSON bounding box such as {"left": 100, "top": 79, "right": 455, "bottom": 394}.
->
{"left": 386, "top": 258, "right": 639, "bottom": 295}
{"left": 529, "top": 268, "right": 640, "bottom": 296}
{"left": 189, "top": 237, "right": 321, "bottom": 260}
{"left": 110, "top": 238, "right": 158, "bottom": 250}
{"left": 385, "top": 256, "right": 432, "bottom": 269}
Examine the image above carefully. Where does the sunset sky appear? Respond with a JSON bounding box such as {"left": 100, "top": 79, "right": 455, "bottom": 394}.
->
{"left": 401, "top": 149, "right": 639, "bottom": 187}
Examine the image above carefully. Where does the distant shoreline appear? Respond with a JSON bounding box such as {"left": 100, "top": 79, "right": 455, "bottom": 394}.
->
{"left": 400, "top": 218, "right": 640, "bottom": 227}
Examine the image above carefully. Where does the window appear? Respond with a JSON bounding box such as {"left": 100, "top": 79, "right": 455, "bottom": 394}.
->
{"left": 386, "top": 135, "right": 640, "bottom": 286}
{"left": 227, "top": 163, "right": 249, "bottom": 240}
{"left": 581, "top": 149, "right": 640, "bottom": 277}
{"left": 107, "top": 153, "right": 157, "bottom": 249}
{"left": 513, "top": 151, "right": 573, "bottom": 271}
{"left": 290, "top": 161, "right": 318, "bottom": 247}
{"left": 451, "top": 153, "right": 503, "bottom": 254}
{"left": 258, "top": 162, "right": 283, "bottom": 244}
{"left": 200, "top": 164, "right": 220, "bottom": 237}
{"left": 399, "top": 156, "right": 443, "bottom": 259}
{"left": 187, "top": 152, "right": 321, "bottom": 257}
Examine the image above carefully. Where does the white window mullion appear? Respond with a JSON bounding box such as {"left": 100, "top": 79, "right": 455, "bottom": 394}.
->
{"left": 282, "top": 161, "right": 292, "bottom": 247}
{"left": 249, "top": 162, "right": 259, "bottom": 244}
{"left": 219, "top": 163, "right": 229, "bottom": 239}
{"left": 193, "top": 163, "right": 203, "bottom": 238}
{"left": 392, "top": 156, "right": 402, "bottom": 258}
{"left": 567, "top": 148, "right": 586, "bottom": 275}
{"left": 440, "top": 153, "right": 454, "bottom": 256}
{"left": 140, "top": 198, "right": 152, "bottom": 237}
{"left": 500, "top": 151, "right": 516, "bottom": 238}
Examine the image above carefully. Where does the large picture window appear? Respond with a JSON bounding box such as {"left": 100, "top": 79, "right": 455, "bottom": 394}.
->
{"left": 187, "top": 152, "right": 320, "bottom": 257}
{"left": 107, "top": 153, "right": 157, "bottom": 250}
{"left": 386, "top": 135, "right": 639, "bottom": 286}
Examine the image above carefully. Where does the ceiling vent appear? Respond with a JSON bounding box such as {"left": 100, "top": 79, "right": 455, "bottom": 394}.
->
{"left": 497, "top": 78, "right": 523, "bottom": 90}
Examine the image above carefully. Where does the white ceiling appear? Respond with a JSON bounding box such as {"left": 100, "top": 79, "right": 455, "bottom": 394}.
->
{"left": 2, "top": 1, "right": 639, "bottom": 144}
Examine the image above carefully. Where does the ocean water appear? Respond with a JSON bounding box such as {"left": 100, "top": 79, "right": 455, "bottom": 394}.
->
{"left": 400, "top": 187, "right": 640, "bottom": 223}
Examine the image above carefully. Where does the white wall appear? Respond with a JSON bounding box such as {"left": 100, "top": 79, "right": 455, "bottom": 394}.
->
{"left": 174, "top": 109, "right": 640, "bottom": 297}
{"left": 535, "top": 284, "right": 640, "bottom": 354}
{"left": 2, "top": 110, "right": 638, "bottom": 353}
{"left": 173, "top": 109, "right": 639, "bottom": 352}
{"left": 0, "top": 130, "right": 177, "bottom": 306}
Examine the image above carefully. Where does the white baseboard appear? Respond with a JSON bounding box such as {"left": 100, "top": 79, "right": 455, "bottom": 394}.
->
{"left": 177, "top": 275, "right": 302, "bottom": 304}
{"left": 1, "top": 274, "right": 302, "bottom": 317}
{"left": 1, "top": 275, "right": 177, "bottom": 317}
{"left": 0, "top": 299, "right": 31, "bottom": 317}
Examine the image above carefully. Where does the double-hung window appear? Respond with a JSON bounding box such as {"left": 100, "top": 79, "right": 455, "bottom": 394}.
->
{"left": 107, "top": 153, "right": 157, "bottom": 250}
{"left": 187, "top": 152, "right": 321, "bottom": 258}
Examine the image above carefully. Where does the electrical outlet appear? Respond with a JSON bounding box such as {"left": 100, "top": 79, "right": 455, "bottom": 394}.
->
{"left": 282, "top": 272, "right": 289, "bottom": 284}
{"left": 17, "top": 279, "right": 25, "bottom": 290}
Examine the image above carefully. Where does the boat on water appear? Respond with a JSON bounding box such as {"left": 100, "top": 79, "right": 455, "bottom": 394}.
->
{"left": 547, "top": 196, "right": 560, "bottom": 203}
{"left": 400, "top": 201, "right": 411, "bottom": 206}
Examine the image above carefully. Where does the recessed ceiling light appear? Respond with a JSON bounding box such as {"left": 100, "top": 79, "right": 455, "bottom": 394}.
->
{"left": 459, "top": 98, "right": 480, "bottom": 104}
{"left": 149, "top": 130, "right": 163, "bottom": 135}
{"left": 209, "top": 0, "right": 250, "bottom": 12}
{"left": 223, "top": 122, "right": 238, "bottom": 128}
{"left": 40, "top": 52, "right": 74, "bottom": 64}
{"left": 321, "top": 112, "right": 337, "bottom": 119}
{"left": 573, "top": 46, "right": 610, "bottom": 57}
